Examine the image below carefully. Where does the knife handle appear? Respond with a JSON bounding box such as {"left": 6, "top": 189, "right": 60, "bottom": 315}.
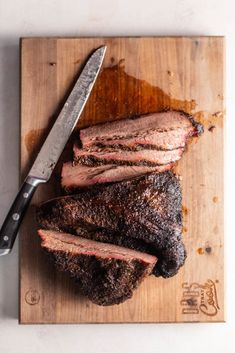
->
{"left": 0, "top": 178, "right": 40, "bottom": 254}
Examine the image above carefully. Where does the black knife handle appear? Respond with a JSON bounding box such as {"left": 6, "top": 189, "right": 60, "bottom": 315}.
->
{"left": 0, "top": 179, "right": 38, "bottom": 253}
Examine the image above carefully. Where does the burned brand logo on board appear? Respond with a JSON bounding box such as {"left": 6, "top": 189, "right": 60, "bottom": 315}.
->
{"left": 180, "top": 279, "right": 220, "bottom": 316}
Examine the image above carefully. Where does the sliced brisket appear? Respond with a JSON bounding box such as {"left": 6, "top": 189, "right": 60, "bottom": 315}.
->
{"left": 85, "top": 127, "right": 194, "bottom": 151}
{"left": 37, "top": 172, "right": 186, "bottom": 278}
{"left": 62, "top": 110, "right": 203, "bottom": 188}
{"left": 75, "top": 226, "right": 186, "bottom": 278}
{"left": 73, "top": 145, "right": 183, "bottom": 166}
{"left": 38, "top": 229, "right": 157, "bottom": 305}
{"left": 80, "top": 110, "right": 203, "bottom": 148}
{"left": 37, "top": 110, "right": 203, "bottom": 304}
{"left": 61, "top": 162, "right": 173, "bottom": 190}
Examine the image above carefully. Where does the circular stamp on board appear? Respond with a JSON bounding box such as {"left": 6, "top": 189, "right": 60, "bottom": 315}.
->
{"left": 25, "top": 289, "right": 40, "bottom": 305}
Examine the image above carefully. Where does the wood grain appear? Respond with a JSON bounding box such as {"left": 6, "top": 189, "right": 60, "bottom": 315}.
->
{"left": 20, "top": 37, "right": 224, "bottom": 324}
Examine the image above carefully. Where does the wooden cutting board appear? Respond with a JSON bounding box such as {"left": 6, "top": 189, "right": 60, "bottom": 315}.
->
{"left": 20, "top": 37, "right": 224, "bottom": 324}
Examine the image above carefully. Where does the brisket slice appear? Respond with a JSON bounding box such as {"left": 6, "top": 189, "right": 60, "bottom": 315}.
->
{"left": 84, "top": 127, "right": 195, "bottom": 151}
{"left": 80, "top": 110, "right": 203, "bottom": 148}
{"left": 75, "top": 226, "right": 186, "bottom": 278}
{"left": 38, "top": 229, "right": 157, "bottom": 306}
{"left": 37, "top": 172, "right": 185, "bottom": 278}
{"left": 61, "top": 162, "right": 173, "bottom": 190}
{"left": 73, "top": 145, "right": 183, "bottom": 166}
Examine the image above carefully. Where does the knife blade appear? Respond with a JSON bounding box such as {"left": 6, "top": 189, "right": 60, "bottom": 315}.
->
{"left": 0, "top": 46, "right": 106, "bottom": 255}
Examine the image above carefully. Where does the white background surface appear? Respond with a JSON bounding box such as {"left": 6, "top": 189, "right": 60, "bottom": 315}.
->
{"left": 0, "top": 0, "right": 234, "bottom": 352}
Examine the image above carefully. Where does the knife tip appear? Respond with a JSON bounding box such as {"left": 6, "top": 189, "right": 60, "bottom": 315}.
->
{"left": 93, "top": 45, "right": 107, "bottom": 63}
{"left": 99, "top": 45, "right": 107, "bottom": 54}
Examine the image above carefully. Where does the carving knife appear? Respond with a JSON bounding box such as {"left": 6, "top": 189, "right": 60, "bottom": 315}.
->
{"left": 0, "top": 46, "right": 106, "bottom": 255}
